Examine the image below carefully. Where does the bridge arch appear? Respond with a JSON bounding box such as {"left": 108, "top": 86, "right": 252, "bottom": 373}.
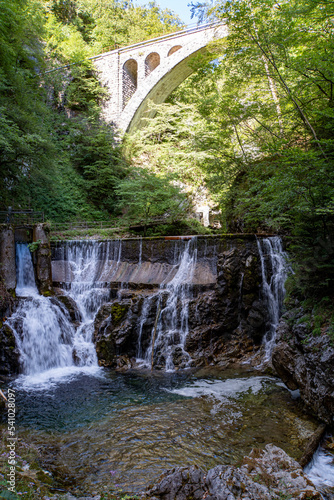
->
{"left": 93, "top": 23, "right": 227, "bottom": 132}
{"left": 168, "top": 45, "right": 182, "bottom": 56}
{"left": 122, "top": 59, "right": 138, "bottom": 108}
{"left": 145, "top": 52, "right": 160, "bottom": 76}
{"left": 120, "top": 48, "right": 204, "bottom": 132}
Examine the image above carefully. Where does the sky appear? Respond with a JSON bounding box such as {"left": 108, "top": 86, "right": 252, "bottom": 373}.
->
{"left": 135, "top": 0, "right": 194, "bottom": 25}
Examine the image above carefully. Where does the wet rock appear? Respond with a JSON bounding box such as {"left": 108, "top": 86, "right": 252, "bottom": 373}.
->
{"left": 272, "top": 310, "right": 334, "bottom": 423}
{"left": 247, "top": 307, "right": 265, "bottom": 328}
{"left": 215, "top": 246, "right": 267, "bottom": 343}
{"left": 299, "top": 424, "right": 327, "bottom": 468}
{"left": 144, "top": 444, "right": 322, "bottom": 500}
{"left": 53, "top": 291, "right": 82, "bottom": 325}
{"left": 0, "top": 323, "right": 20, "bottom": 375}
{"left": 116, "top": 354, "right": 133, "bottom": 371}
{"left": 93, "top": 293, "right": 154, "bottom": 367}
{"left": 147, "top": 465, "right": 206, "bottom": 500}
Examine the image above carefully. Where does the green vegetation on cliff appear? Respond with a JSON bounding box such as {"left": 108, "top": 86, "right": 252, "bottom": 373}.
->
{"left": 0, "top": 0, "right": 184, "bottom": 222}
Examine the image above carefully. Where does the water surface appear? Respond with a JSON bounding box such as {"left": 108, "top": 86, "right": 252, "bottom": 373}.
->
{"left": 9, "top": 367, "right": 321, "bottom": 497}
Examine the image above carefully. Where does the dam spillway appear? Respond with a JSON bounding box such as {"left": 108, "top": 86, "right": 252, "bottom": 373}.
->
{"left": 47, "top": 235, "right": 288, "bottom": 371}
{"left": 0, "top": 233, "right": 290, "bottom": 375}
{"left": 50, "top": 235, "right": 256, "bottom": 288}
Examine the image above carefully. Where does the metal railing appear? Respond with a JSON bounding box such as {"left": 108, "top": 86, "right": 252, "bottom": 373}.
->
{"left": 50, "top": 215, "right": 193, "bottom": 232}
{"left": 51, "top": 220, "right": 120, "bottom": 231}
{"left": 0, "top": 209, "right": 45, "bottom": 225}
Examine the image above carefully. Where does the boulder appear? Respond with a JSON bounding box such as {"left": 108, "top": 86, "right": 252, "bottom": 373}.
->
{"left": 93, "top": 293, "right": 152, "bottom": 367}
{"left": 53, "top": 291, "right": 82, "bottom": 325}
{"left": 272, "top": 309, "right": 334, "bottom": 423}
{"left": 144, "top": 444, "right": 321, "bottom": 500}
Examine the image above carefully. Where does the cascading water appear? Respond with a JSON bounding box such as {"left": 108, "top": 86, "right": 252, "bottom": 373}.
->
{"left": 7, "top": 244, "right": 76, "bottom": 376}
{"left": 137, "top": 238, "right": 198, "bottom": 371}
{"left": 15, "top": 243, "right": 39, "bottom": 296}
{"left": 6, "top": 241, "right": 124, "bottom": 379}
{"left": 61, "top": 240, "right": 121, "bottom": 366}
{"left": 257, "top": 236, "right": 290, "bottom": 361}
{"left": 305, "top": 444, "right": 334, "bottom": 494}
{"left": 6, "top": 237, "right": 334, "bottom": 498}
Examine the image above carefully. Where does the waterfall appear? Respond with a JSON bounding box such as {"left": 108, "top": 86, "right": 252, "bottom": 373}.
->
{"left": 138, "top": 237, "right": 143, "bottom": 267}
{"left": 7, "top": 241, "right": 123, "bottom": 378}
{"left": 8, "top": 244, "right": 76, "bottom": 375}
{"left": 7, "top": 295, "right": 75, "bottom": 375}
{"left": 137, "top": 238, "right": 198, "bottom": 371}
{"left": 136, "top": 296, "right": 154, "bottom": 361}
{"left": 305, "top": 445, "right": 334, "bottom": 491}
{"left": 8, "top": 237, "right": 290, "bottom": 377}
{"left": 16, "top": 243, "right": 38, "bottom": 297}
{"left": 257, "top": 236, "right": 290, "bottom": 361}
{"left": 61, "top": 240, "right": 122, "bottom": 366}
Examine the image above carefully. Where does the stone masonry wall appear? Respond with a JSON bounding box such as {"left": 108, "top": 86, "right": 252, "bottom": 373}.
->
{"left": 0, "top": 225, "right": 16, "bottom": 291}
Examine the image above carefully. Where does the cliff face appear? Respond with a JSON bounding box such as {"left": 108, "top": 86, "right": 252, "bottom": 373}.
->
{"left": 272, "top": 308, "right": 334, "bottom": 424}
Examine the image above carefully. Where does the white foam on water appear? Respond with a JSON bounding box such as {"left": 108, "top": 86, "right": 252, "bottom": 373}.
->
{"left": 167, "top": 376, "right": 273, "bottom": 399}
{"left": 305, "top": 447, "right": 334, "bottom": 489}
{"left": 14, "top": 365, "right": 103, "bottom": 391}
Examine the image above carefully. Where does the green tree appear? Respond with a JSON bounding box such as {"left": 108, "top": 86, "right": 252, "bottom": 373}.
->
{"left": 0, "top": 0, "right": 51, "bottom": 208}
{"left": 115, "top": 169, "right": 188, "bottom": 235}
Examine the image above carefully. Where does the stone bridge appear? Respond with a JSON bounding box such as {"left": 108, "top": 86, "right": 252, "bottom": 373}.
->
{"left": 91, "top": 23, "right": 227, "bottom": 133}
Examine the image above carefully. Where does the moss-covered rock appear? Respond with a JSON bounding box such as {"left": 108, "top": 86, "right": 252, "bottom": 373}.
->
{"left": 94, "top": 299, "right": 133, "bottom": 367}
{"left": 111, "top": 302, "right": 129, "bottom": 325}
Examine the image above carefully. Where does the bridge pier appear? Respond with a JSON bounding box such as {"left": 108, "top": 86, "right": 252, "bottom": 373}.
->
{"left": 0, "top": 226, "right": 16, "bottom": 292}
{"left": 0, "top": 223, "right": 52, "bottom": 295}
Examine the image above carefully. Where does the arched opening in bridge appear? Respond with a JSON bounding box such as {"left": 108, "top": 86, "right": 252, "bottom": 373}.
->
{"left": 123, "top": 59, "right": 138, "bottom": 108}
{"left": 168, "top": 45, "right": 182, "bottom": 56}
{"left": 145, "top": 52, "right": 160, "bottom": 77}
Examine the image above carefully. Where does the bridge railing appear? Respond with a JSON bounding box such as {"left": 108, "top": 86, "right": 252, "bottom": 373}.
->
{"left": 0, "top": 210, "right": 45, "bottom": 225}
{"left": 50, "top": 214, "right": 198, "bottom": 232}
{"left": 92, "top": 21, "right": 223, "bottom": 59}
{"left": 45, "top": 21, "right": 224, "bottom": 73}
